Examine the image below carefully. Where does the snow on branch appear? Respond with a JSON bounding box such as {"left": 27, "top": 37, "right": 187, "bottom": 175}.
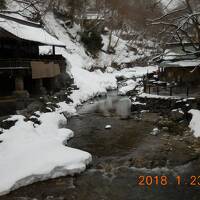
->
{"left": 150, "top": 0, "right": 200, "bottom": 54}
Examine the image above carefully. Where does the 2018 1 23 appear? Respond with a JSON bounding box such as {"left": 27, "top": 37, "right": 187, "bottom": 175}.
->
{"left": 138, "top": 176, "right": 200, "bottom": 186}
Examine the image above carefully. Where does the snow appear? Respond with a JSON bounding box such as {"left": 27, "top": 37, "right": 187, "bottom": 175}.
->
{"left": 114, "top": 66, "right": 158, "bottom": 79}
{"left": 162, "top": 49, "right": 181, "bottom": 61}
{"left": 0, "top": 15, "right": 65, "bottom": 47}
{"left": 164, "top": 59, "right": 200, "bottom": 68}
{"left": 57, "top": 102, "right": 77, "bottom": 116}
{"left": 161, "top": 46, "right": 197, "bottom": 63}
{"left": 44, "top": 32, "right": 155, "bottom": 113}
{"left": 172, "top": 108, "right": 184, "bottom": 114}
{"left": 150, "top": 128, "right": 160, "bottom": 136}
{"left": 44, "top": 12, "right": 156, "bottom": 70}
{"left": 0, "top": 12, "right": 39, "bottom": 23}
{"left": 0, "top": 10, "right": 158, "bottom": 195}
{"left": 118, "top": 79, "right": 137, "bottom": 96}
{"left": 189, "top": 109, "right": 200, "bottom": 138}
{"left": 43, "top": 13, "right": 93, "bottom": 70}
{"left": 105, "top": 125, "right": 112, "bottom": 129}
{"left": 70, "top": 69, "right": 117, "bottom": 106}
{"left": 0, "top": 113, "right": 91, "bottom": 195}
{"left": 139, "top": 93, "right": 180, "bottom": 100}
{"left": 97, "top": 35, "right": 144, "bottom": 67}
{"left": 78, "top": 13, "right": 104, "bottom": 20}
{"left": 132, "top": 102, "right": 146, "bottom": 106}
{"left": 43, "top": 12, "right": 158, "bottom": 107}
{"left": 161, "top": 0, "right": 184, "bottom": 11}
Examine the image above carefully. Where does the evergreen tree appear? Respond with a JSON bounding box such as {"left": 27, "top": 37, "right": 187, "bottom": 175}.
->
{"left": 81, "top": 30, "right": 103, "bottom": 55}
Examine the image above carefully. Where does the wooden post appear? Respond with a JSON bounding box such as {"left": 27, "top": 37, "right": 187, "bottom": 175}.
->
{"left": 170, "top": 87, "right": 173, "bottom": 96}
{"left": 157, "top": 86, "right": 159, "bottom": 95}
{"left": 52, "top": 45, "right": 55, "bottom": 55}
{"left": 149, "top": 85, "right": 151, "bottom": 94}
{"left": 34, "top": 79, "right": 46, "bottom": 95}
{"left": 144, "top": 83, "right": 146, "bottom": 93}
{"left": 187, "top": 87, "right": 189, "bottom": 97}
{"left": 35, "top": 79, "right": 43, "bottom": 90}
{"left": 13, "top": 75, "right": 29, "bottom": 98}
{"left": 15, "top": 76, "right": 24, "bottom": 91}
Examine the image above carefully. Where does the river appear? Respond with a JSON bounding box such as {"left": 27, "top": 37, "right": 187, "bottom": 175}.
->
{"left": 2, "top": 92, "right": 200, "bottom": 200}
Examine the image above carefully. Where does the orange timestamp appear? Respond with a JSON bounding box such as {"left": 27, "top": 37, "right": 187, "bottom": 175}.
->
{"left": 138, "top": 176, "right": 200, "bottom": 186}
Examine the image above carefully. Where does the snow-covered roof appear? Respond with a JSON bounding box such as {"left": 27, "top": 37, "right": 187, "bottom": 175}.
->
{"left": 76, "top": 12, "right": 104, "bottom": 20}
{"left": 162, "top": 43, "right": 198, "bottom": 60}
{"left": 0, "top": 14, "right": 65, "bottom": 47}
{"left": 161, "top": 59, "right": 200, "bottom": 68}
{"left": 0, "top": 11, "right": 39, "bottom": 24}
{"left": 162, "top": 50, "right": 197, "bottom": 62}
{"left": 85, "top": 13, "right": 104, "bottom": 20}
{"left": 159, "top": 43, "right": 198, "bottom": 65}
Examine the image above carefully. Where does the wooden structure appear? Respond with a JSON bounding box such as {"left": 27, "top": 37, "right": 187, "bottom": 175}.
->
{"left": 0, "top": 13, "right": 66, "bottom": 97}
{"left": 159, "top": 64, "right": 200, "bottom": 86}
{"left": 158, "top": 43, "right": 200, "bottom": 87}
{"left": 76, "top": 11, "right": 105, "bottom": 32}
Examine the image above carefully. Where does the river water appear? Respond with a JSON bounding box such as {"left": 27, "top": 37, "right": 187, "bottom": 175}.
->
{"left": 2, "top": 92, "right": 200, "bottom": 200}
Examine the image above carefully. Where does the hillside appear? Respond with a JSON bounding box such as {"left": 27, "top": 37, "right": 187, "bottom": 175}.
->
{"left": 42, "top": 11, "right": 158, "bottom": 106}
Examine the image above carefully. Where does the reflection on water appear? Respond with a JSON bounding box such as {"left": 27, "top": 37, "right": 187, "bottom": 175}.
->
{"left": 79, "top": 92, "right": 131, "bottom": 119}
{"left": 116, "top": 98, "right": 131, "bottom": 119}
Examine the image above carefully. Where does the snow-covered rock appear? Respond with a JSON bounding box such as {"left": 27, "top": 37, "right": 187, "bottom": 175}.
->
{"left": 139, "top": 93, "right": 180, "bottom": 100}
{"left": 114, "top": 66, "right": 158, "bottom": 79}
{"left": 105, "top": 125, "right": 112, "bottom": 129}
{"left": 118, "top": 79, "right": 137, "bottom": 96}
{"left": 150, "top": 128, "right": 160, "bottom": 136}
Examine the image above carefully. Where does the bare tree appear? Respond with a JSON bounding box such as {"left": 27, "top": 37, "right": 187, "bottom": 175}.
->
{"left": 151, "top": 0, "right": 200, "bottom": 55}
{"left": 11, "top": 0, "right": 54, "bottom": 21}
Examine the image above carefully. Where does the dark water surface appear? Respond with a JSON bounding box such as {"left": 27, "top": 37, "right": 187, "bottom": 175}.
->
{"left": 2, "top": 92, "right": 200, "bottom": 200}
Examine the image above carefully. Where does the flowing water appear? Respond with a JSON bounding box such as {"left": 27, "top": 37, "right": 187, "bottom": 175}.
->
{"left": 2, "top": 92, "right": 200, "bottom": 200}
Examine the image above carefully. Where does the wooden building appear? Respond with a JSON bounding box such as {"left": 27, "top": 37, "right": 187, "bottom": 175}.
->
{"left": 158, "top": 43, "right": 200, "bottom": 87}
{"left": 0, "top": 13, "right": 67, "bottom": 97}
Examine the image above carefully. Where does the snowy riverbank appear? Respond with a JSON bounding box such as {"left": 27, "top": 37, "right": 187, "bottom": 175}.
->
{"left": 0, "top": 113, "right": 91, "bottom": 196}
{"left": 0, "top": 65, "right": 158, "bottom": 196}
{"left": 0, "top": 9, "right": 159, "bottom": 196}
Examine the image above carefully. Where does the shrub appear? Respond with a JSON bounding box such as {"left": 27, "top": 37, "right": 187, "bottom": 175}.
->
{"left": 81, "top": 30, "right": 103, "bottom": 55}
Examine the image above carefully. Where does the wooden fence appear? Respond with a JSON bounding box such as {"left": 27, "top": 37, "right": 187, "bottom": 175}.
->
{"left": 144, "top": 83, "right": 191, "bottom": 98}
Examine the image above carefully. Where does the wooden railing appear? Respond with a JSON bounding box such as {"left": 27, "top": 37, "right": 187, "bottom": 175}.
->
{"left": 144, "top": 82, "right": 192, "bottom": 98}
{"left": 0, "top": 59, "right": 31, "bottom": 69}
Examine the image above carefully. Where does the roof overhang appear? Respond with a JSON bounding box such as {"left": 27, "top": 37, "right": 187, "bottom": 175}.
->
{"left": 0, "top": 14, "right": 66, "bottom": 48}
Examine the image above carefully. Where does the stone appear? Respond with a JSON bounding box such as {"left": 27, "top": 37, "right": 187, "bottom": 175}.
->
{"left": 162, "top": 127, "right": 169, "bottom": 131}
{"left": 141, "top": 112, "right": 160, "bottom": 123}
{"left": 0, "top": 119, "right": 17, "bottom": 130}
{"left": 105, "top": 125, "right": 112, "bottom": 129}
{"left": 170, "top": 109, "right": 184, "bottom": 122}
{"left": 150, "top": 128, "right": 160, "bottom": 136}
